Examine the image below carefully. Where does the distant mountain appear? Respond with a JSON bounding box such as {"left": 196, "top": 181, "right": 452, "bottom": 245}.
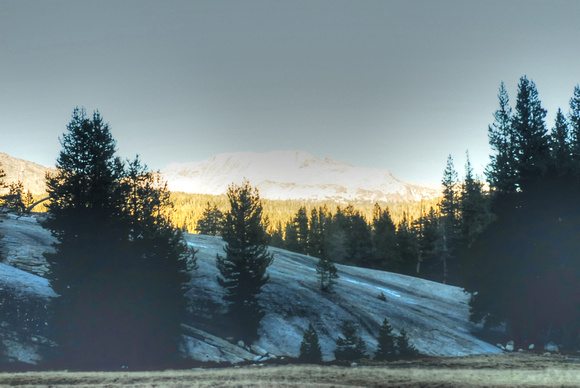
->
{"left": 162, "top": 151, "right": 442, "bottom": 202}
{"left": 0, "top": 153, "right": 54, "bottom": 195}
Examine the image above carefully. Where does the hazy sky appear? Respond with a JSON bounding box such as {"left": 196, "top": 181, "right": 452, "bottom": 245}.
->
{"left": 1, "top": 1, "right": 579, "bottom": 183}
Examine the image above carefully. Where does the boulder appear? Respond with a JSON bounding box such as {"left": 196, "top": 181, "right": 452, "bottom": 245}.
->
{"left": 544, "top": 342, "right": 559, "bottom": 353}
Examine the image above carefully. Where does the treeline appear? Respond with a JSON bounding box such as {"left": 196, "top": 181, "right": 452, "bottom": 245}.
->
{"left": 169, "top": 191, "right": 439, "bottom": 235}
{"left": 194, "top": 155, "right": 489, "bottom": 285}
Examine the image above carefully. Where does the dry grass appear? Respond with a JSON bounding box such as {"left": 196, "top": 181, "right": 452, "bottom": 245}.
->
{"left": 2, "top": 353, "right": 580, "bottom": 387}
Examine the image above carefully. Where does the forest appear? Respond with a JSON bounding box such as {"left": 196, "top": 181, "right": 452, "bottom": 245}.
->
{"left": 1, "top": 75, "right": 580, "bottom": 369}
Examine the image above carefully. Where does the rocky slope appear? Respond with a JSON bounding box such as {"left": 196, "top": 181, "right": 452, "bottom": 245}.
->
{"left": 0, "top": 214, "right": 499, "bottom": 366}
{"left": 0, "top": 153, "right": 54, "bottom": 196}
{"left": 162, "top": 151, "right": 442, "bottom": 202}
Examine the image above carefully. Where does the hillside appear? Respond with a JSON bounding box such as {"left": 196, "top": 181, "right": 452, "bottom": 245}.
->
{"left": 0, "top": 214, "right": 500, "bottom": 366}
{"left": 162, "top": 151, "right": 442, "bottom": 202}
{"left": 0, "top": 153, "right": 54, "bottom": 196}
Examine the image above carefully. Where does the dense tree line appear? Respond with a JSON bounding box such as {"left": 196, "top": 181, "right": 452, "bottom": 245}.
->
{"left": 466, "top": 78, "right": 580, "bottom": 349}
{"left": 170, "top": 191, "right": 438, "bottom": 235}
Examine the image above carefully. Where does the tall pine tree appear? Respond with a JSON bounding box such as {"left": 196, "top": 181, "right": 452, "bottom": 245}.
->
{"left": 44, "top": 108, "right": 192, "bottom": 369}
{"left": 216, "top": 180, "right": 274, "bottom": 344}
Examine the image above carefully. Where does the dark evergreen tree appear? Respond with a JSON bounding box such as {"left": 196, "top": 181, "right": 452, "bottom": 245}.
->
{"left": 486, "top": 82, "right": 517, "bottom": 193}
{"left": 299, "top": 323, "right": 323, "bottom": 364}
{"left": 283, "top": 220, "right": 300, "bottom": 252}
{"left": 342, "top": 205, "right": 373, "bottom": 267}
{"left": 44, "top": 108, "right": 192, "bottom": 369}
{"left": 195, "top": 202, "right": 223, "bottom": 236}
{"left": 316, "top": 256, "right": 338, "bottom": 292}
{"left": 293, "top": 206, "right": 310, "bottom": 254}
{"left": 269, "top": 222, "right": 285, "bottom": 248}
{"left": 308, "top": 207, "right": 324, "bottom": 258}
{"left": 438, "top": 155, "right": 460, "bottom": 283}
{"left": 324, "top": 207, "right": 349, "bottom": 264}
{"left": 396, "top": 329, "right": 418, "bottom": 358}
{"left": 469, "top": 78, "right": 580, "bottom": 349}
{"left": 374, "top": 318, "right": 397, "bottom": 361}
{"left": 371, "top": 204, "right": 398, "bottom": 270}
{"left": 334, "top": 321, "right": 366, "bottom": 361}
{"left": 568, "top": 85, "right": 580, "bottom": 169}
{"left": 216, "top": 180, "right": 274, "bottom": 344}
{"left": 395, "top": 213, "right": 418, "bottom": 275}
{"left": 413, "top": 206, "right": 441, "bottom": 280}
{"left": 549, "top": 109, "right": 570, "bottom": 170}
{"left": 459, "top": 152, "right": 489, "bottom": 249}
{"left": 511, "top": 76, "right": 549, "bottom": 184}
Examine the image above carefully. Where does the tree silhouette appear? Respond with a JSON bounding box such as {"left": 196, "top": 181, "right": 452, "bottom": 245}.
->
{"left": 216, "top": 180, "right": 274, "bottom": 344}
{"left": 44, "top": 108, "right": 192, "bottom": 369}
{"left": 299, "top": 324, "right": 323, "bottom": 363}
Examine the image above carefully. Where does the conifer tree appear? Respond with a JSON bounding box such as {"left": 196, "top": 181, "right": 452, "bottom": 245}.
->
{"left": 371, "top": 204, "right": 398, "bottom": 270}
{"left": 334, "top": 321, "right": 366, "bottom": 361}
{"left": 439, "top": 155, "right": 459, "bottom": 283}
{"left": 413, "top": 207, "right": 440, "bottom": 279}
{"left": 195, "top": 202, "right": 223, "bottom": 236}
{"left": 549, "top": 109, "right": 570, "bottom": 170}
{"left": 316, "top": 256, "right": 338, "bottom": 292}
{"left": 293, "top": 206, "right": 310, "bottom": 254}
{"left": 308, "top": 208, "right": 323, "bottom": 257}
{"left": 487, "top": 82, "right": 517, "bottom": 193}
{"left": 568, "top": 85, "right": 580, "bottom": 169}
{"left": 395, "top": 213, "right": 418, "bottom": 275}
{"left": 374, "top": 318, "right": 397, "bottom": 361}
{"left": 511, "top": 76, "right": 549, "bottom": 183}
{"left": 396, "top": 328, "right": 418, "bottom": 358}
{"left": 299, "top": 324, "right": 323, "bottom": 364}
{"left": 44, "top": 108, "right": 192, "bottom": 369}
{"left": 459, "top": 152, "right": 489, "bottom": 249}
{"left": 216, "top": 180, "right": 274, "bottom": 344}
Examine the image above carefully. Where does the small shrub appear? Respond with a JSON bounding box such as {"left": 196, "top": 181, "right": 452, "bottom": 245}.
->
{"left": 377, "top": 292, "right": 387, "bottom": 302}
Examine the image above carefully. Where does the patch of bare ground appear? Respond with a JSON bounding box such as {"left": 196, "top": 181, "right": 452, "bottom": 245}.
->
{"left": 2, "top": 353, "right": 580, "bottom": 387}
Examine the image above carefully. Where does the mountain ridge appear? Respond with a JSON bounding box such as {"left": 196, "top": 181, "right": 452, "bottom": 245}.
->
{"left": 162, "top": 150, "right": 442, "bottom": 202}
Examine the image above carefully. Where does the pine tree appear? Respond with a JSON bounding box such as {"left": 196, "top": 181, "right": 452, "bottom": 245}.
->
{"left": 512, "top": 76, "right": 549, "bottom": 184}
{"left": 334, "top": 321, "right": 366, "bottom": 361}
{"left": 438, "top": 155, "right": 459, "bottom": 283}
{"left": 44, "top": 108, "right": 192, "bottom": 369}
{"left": 395, "top": 213, "right": 418, "bottom": 275}
{"left": 195, "top": 202, "right": 223, "bottom": 236}
{"left": 396, "top": 328, "right": 418, "bottom": 358}
{"left": 413, "top": 206, "right": 441, "bottom": 279}
{"left": 216, "top": 180, "right": 274, "bottom": 344}
{"left": 316, "top": 256, "right": 338, "bottom": 292}
{"left": 293, "top": 206, "right": 310, "bottom": 254}
{"left": 549, "top": 109, "right": 571, "bottom": 170}
{"left": 308, "top": 207, "right": 323, "bottom": 257}
{"left": 371, "top": 204, "right": 398, "bottom": 270}
{"left": 299, "top": 323, "right": 323, "bottom": 364}
{"left": 459, "top": 152, "right": 489, "bottom": 249}
{"left": 374, "top": 318, "right": 397, "bottom": 361}
{"left": 487, "top": 82, "right": 517, "bottom": 193}
{"left": 568, "top": 85, "right": 580, "bottom": 170}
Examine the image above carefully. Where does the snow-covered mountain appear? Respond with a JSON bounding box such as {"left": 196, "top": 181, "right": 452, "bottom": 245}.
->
{"left": 162, "top": 151, "right": 441, "bottom": 202}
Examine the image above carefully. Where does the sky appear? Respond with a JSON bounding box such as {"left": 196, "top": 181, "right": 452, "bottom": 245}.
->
{"left": 1, "top": 1, "right": 579, "bottom": 184}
